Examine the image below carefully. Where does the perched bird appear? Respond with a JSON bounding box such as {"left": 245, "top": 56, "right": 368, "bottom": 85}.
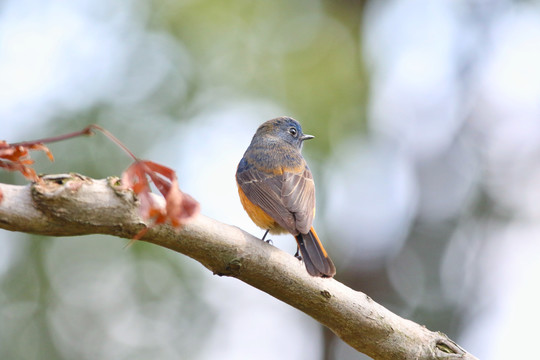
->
{"left": 236, "top": 116, "right": 336, "bottom": 277}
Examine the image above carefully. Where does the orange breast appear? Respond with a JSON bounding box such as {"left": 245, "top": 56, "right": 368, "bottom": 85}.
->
{"left": 237, "top": 185, "right": 287, "bottom": 234}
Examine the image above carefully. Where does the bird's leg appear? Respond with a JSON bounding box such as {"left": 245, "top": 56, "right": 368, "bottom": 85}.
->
{"left": 294, "top": 246, "right": 302, "bottom": 260}
{"left": 261, "top": 230, "right": 273, "bottom": 244}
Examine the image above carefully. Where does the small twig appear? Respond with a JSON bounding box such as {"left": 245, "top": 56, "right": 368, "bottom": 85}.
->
{"left": 9, "top": 126, "right": 94, "bottom": 148}
{"left": 9, "top": 124, "right": 138, "bottom": 161}
{"left": 85, "top": 124, "right": 139, "bottom": 161}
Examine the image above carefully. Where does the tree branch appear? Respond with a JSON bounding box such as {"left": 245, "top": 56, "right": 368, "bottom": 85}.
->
{"left": 0, "top": 174, "right": 478, "bottom": 360}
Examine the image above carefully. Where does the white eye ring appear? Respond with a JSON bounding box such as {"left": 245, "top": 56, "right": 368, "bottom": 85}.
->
{"left": 289, "top": 127, "right": 298, "bottom": 137}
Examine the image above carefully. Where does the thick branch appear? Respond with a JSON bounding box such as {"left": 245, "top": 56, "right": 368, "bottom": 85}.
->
{"left": 0, "top": 174, "right": 477, "bottom": 360}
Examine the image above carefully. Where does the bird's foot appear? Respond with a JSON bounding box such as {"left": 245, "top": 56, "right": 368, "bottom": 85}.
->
{"left": 261, "top": 230, "right": 273, "bottom": 244}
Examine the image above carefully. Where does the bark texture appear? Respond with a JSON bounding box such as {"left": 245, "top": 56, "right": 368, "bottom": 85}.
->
{"left": 0, "top": 174, "right": 478, "bottom": 360}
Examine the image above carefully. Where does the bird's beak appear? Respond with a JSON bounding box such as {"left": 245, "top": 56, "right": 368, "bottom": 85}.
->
{"left": 301, "top": 134, "right": 314, "bottom": 141}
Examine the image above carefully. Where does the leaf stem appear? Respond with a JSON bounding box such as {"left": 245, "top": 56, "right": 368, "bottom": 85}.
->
{"left": 9, "top": 124, "right": 139, "bottom": 161}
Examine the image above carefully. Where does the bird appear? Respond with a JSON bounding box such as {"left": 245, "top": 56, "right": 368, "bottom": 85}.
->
{"left": 236, "top": 116, "right": 336, "bottom": 277}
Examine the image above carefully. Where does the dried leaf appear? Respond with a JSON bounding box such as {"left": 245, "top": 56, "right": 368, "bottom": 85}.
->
{"left": 0, "top": 140, "right": 54, "bottom": 182}
{"left": 122, "top": 160, "right": 200, "bottom": 239}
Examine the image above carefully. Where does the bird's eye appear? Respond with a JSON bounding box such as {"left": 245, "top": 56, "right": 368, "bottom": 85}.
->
{"left": 289, "top": 127, "right": 298, "bottom": 137}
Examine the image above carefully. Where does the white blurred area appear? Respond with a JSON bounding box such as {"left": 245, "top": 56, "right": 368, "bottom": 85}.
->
{"left": 1, "top": 0, "right": 540, "bottom": 359}
{"left": 0, "top": 0, "right": 191, "bottom": 140}
{"left": 360, "top": 1, "right": 540, "bottom": 359}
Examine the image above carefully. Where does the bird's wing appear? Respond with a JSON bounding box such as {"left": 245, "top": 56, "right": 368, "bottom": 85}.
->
{"left": 236, "top": 166, "right": 315, "bottom": 235}
{"left": 281, "top": 167, "right": 315, "bottom": 234}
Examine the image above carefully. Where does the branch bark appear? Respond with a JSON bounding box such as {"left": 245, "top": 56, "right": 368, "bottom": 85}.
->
{"left": 0, "top": 174, "right": 478, "bottom": 360}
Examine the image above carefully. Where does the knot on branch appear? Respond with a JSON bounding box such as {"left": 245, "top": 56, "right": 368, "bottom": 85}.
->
{"left": 30, "top": 173, "right": 142, "bottom": 236}
{"left": 212, "top": 257, "right": 244, "bottom": 277}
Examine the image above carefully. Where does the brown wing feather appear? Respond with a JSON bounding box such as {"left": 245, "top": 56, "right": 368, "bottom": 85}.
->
{"left": 236, "top": 166, "right": 315, "bottom": 235}
{"left": 282, "top": 168, "right": 315, "bottom": 234}
{"left": 236, "top": 169, "right": 296, "bottom": 233}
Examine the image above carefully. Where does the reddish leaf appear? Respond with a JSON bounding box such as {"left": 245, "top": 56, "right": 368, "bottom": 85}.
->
{"left": 0, "top": 140, "right": 54, "bottom": 182}
{"left": 29, "top": 143, "right": 54, "bottom": 161}
{"left": 122, "top": 160, "right": 200, "bottom": 239}
{"left": 1, "top": 128, "right": 200, "bottom": 238}
{"left": 165, "top": 177, "right": 200, "bottom": 227}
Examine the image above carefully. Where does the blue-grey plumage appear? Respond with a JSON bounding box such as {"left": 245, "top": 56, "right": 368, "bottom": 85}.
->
{"left": 236, "top": 116, "right": 336, "bottom": 277}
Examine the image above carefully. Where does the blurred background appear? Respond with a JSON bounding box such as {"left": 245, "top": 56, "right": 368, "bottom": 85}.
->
{"left": 1, "top": 0, "right": 538, "bottom": 359}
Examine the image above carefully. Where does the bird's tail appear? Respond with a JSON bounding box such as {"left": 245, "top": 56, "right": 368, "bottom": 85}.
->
{"left": 295, "top": 227, "right": 336, "bottom": 278}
